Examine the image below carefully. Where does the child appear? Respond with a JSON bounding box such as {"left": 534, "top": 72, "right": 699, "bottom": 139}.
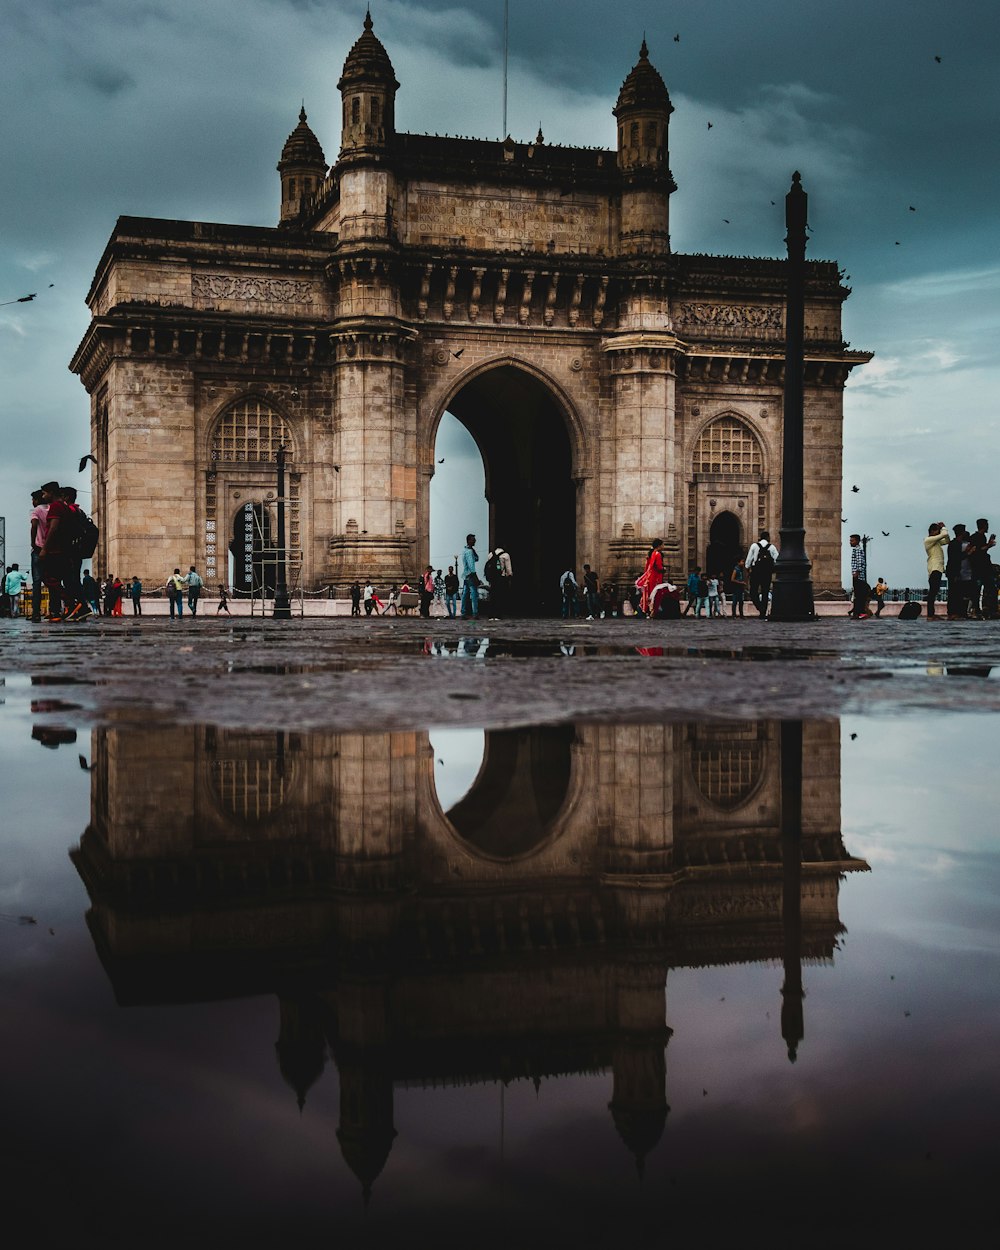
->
{"left": 216, "top": 584, "right": 231, "bottom": 615}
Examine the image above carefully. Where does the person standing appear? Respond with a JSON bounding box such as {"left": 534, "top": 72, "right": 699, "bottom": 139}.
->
{"left": 81, "top": 570, "right": 102, "bottom": 616}
{"left": 186, "top": 566, "right": 203, "bottom": 616}
{"left": 419, "top": 565, "right": 435, "bottom": 618}
{"left": 38, "top": 481, "right": 82, "bottom": 620}
{"left": 966, "top": 518, "right": 997, "bottom": 619}
{"left": 682, "top": 568, "right": 700, "bottom": 616}
{"left": 363, "top": 580, "right": 374, "bottom": 615}
{"left": 166, "top": 568, "right": 186, "bottom": 618}
{"left": 216, "top": 583, "right": 232, "bottom": 615}
{"left": 433, "top": 569, "right": 445, "bottom": 604}
{"left": 583, "top": 564, "right": 600, "bottom": 619}
{"left": 730, "top": 559, "right": 747, "bottom": 617}
{"left": 745, "top": 531, "right": 778, "bottom": 618}
{"left": 129, "top": 576, "right": 143, "bottom": 616}
{"left": 847, "top": 534, "right": 870, "bottom": 618}
{"left": 873, "top": 577, "right": 888, "bottom": 617}
{"left": 111, "top": 576, "right": 125, "bottom": 616}
{"left": 923, "top": 522, "right": 950, "bottom": 618}
{"left": 444, "top": 565, "right": 459, "bottom": 618}
{"left": 103, "top": 576, "right": 117, "bottom": 618}
{"left": 4, "top": 564, "right": 26, "bottom": 616}
{"left": 29, "top": 489, "right": 48, "bottom": 622}
{"left": 707, "top": 574, "right": 721, "bottom": 617}
{"left": 559, "top": 567, "right": 578, "bottom": 618}
{"left": 461, "top": 534, "right": 480, "bottom": 619}
{"left": 484, "top": 546, "right": 512, "bottom": 619}
{"left": 350, "top": 580, "right": 362, "bottom": 617}
{"left": 945, "top": 525, "right": 970, "bottom": 619}
{"left": 637, "top": 540, "right": 664, "bottom": 617}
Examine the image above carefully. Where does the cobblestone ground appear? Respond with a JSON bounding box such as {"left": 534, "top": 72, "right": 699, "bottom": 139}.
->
{"left": 4, "top": 613, "right": 1000, "bottom": 730}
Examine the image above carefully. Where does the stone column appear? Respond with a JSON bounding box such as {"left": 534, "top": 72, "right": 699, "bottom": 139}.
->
{"left": 603, "top": 286, "right": 681, "bottom": 583}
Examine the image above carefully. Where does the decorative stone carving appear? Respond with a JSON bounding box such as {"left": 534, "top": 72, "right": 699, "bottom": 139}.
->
{"left": 192, "top": 274, "right": 315, "bottom": 304}
{"left": 676, "top": 303, "right": 781, "bottom": 333}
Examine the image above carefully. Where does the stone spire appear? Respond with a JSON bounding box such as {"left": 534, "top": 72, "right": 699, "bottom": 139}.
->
{"left": 613, "top": 39, "right": 674, "bottom": 174}
{"left": 338, "top": 10, "right": 399, "bottom": 156}
{"left": 277, "top": 106, "right": 327, "bottom": 225}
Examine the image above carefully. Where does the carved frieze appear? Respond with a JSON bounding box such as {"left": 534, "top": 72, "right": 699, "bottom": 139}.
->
{"left": 192, "top": 274, "right": 316, "bottom": 304}
{"left": 676, "top": 302, "right": 782, "bottom": 334}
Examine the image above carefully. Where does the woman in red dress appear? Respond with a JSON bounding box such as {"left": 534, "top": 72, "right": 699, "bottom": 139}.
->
{"left": 637, "top": 539, "right": 664, "bottom": 616}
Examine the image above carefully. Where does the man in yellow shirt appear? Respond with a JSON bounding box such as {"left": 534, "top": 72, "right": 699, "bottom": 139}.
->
{"left": 923, "top": 522, "right": 950, "bottom": 618}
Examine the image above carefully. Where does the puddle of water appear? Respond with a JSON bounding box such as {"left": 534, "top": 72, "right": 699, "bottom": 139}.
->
{"left": 0, "top": 690, "right": 997, "bottom": 1240}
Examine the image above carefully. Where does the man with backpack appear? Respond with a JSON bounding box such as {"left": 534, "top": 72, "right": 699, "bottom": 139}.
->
{"left": 483, "top": 546, "right": 512, "bottom": 618}
{"left": 37, "top": 481, "right": 87, "bottom": 620}
{"left": 166, "top": 568, "right": 187, "bottom": 619}
{"left": 745, "top": 530, "right": 778, "bottom": 618}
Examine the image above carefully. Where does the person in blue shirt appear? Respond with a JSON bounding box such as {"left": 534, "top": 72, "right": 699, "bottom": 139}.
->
{"left": 461, "top": 534, "right": 480, "bottom": 619}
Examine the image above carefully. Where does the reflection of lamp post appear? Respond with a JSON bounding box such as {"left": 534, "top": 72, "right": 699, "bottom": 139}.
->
{"left": 779, "top": 720, "right": 805, "bottom": 1062}
{"left": 273, "top": 445, "right": 291, "bottom": 619}
{"left": 770, "top": 172, "right": 814, "bottom": 621}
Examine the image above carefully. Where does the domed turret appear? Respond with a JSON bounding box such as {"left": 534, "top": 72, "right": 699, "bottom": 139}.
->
{"left": 613, "top": 40, "right": 673, "bottom": 173}
{"left": 337, "top": 11, "right": 399, "bottom": 158}
{"left": 277, "top": 107, "right": 327, "bottom": 225}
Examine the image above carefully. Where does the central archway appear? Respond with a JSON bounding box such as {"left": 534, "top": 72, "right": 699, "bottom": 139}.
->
{"left": 435, "top": 365, "right": 576, "bottom": 615}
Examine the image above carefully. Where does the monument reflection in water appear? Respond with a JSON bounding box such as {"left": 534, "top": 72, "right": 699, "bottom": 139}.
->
{"left": 72, "top": 720, "right": 864, "bottom": 1200}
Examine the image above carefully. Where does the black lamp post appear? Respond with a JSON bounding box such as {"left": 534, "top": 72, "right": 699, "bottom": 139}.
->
{"left": 769, "top": 172, "right": 815, "bottom": 622}
{"left": 273, "top": 444, "right": 292, "bottom": 619}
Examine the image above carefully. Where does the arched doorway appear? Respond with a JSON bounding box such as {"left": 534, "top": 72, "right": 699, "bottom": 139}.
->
{"left": 706, "top": 510, "right": 742, "bottom": 579}
{"left": 230, "top": 502, "right": 275, "bottom": 596}
{"left": 435, "top": 366, "right": 575, "bottom": 615}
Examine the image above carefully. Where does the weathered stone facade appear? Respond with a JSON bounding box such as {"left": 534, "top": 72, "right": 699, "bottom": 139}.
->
{"left": 70, "top": 16, "right": 869, "bottom": 601}
{"left": 72, "top": 718, "right": 864, "bottom": 1190}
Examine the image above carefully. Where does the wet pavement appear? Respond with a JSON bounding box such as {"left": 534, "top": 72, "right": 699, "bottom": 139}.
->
{"left": 2, "top": 615, "right": 999, "bottom": 1245}
{"left": 2, "top": 614, "right": 1000, "bottom": 730}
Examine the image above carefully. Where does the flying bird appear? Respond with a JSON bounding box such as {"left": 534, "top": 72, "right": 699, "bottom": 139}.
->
{"left": 674, "top": 33, "right": 680, "bottom": 42}
{"left": 722, "top": 218, "right": 730, "bottom": 224}
{"left": 450, "top": 349, "right": 464, "bottom": 359}
{"left": 895, "top": 241, "right": 900, "bottom": 245}
{"left": 908, "top": 205, "right": 916, "bottom": 212}
{"left": 851, "top": 485, "right": 860, "bottom": 493}
{"left": 904, "top": 524, "right": 913, "bottom": 528}
{"left": 438, "top": 457, "right": 445, "bottom": 463}
{"left": 841, "top": 517, "right": 848, "bottom": 523}
{"left": 706, "top": 121, "right": 713, "bottom": 129}
{"left": 78, "top": 453, "right": 98, "bottom": 473}
{"left": 78, "top": 754, "right": 95, "bottom": 771}
{"left": 332, "top": 464, "right": 340, "bottom": 472}
{"left": 850, "top": 733, "right": 858, "bottom": 740}
{"left": 934, "top": 55, "right": 942, "bottom": 63}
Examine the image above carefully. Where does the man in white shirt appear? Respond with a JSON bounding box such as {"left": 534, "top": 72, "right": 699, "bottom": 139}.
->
{"left": 744, "top": 531, "right": 778, "bottom": 618}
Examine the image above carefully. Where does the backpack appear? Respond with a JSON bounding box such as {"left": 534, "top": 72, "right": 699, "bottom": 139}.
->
{"left": 484, "top": 552, "right": 503, "bottom": 582}
{"left": 754, "top": 541, "right": 775, "bottom": 569}
{"left": 63, "top": 504, "right": 99, "bottom": 559}
{"left": 697, "top": 575, "right": 709, "bottom": 597}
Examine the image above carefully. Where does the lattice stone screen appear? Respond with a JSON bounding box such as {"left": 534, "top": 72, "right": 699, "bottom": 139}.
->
{"left": 692, "top": 416, "right": 761, "bottom": 476}
{"left": 211, "top": 397, "right": 294, "bottom": 463}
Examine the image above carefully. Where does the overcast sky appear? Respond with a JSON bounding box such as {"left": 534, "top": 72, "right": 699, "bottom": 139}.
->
{"left": 2, "top": 0, "right": 997, "bottom": 585}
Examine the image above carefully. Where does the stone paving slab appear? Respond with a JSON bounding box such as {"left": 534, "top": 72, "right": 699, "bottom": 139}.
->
{"left": 2, "top": 615, "right": 999, "bottom": 732}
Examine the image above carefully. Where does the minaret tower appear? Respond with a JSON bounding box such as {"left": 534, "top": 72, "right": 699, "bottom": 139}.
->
{"left": 612, "top": 39, "right": 676, "bottom": 255}
{"left": 277, "top": 107, "right": 327, "bottom": 225}
{"left": 337, "top": 9, "right": 398, "bottom": 160}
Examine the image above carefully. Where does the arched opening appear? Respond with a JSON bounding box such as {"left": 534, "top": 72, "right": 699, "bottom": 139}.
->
{"left": 230, "top": 502, "right": 275, "bottom": 596}
{"left": 433, "top": 365, "right": 575, "bottom": 615}
{"left": 433, "top": 725, "right": 575, "bottom": 858}
{"left": 707, "top": 510, "right": 742, "bottom": 578}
